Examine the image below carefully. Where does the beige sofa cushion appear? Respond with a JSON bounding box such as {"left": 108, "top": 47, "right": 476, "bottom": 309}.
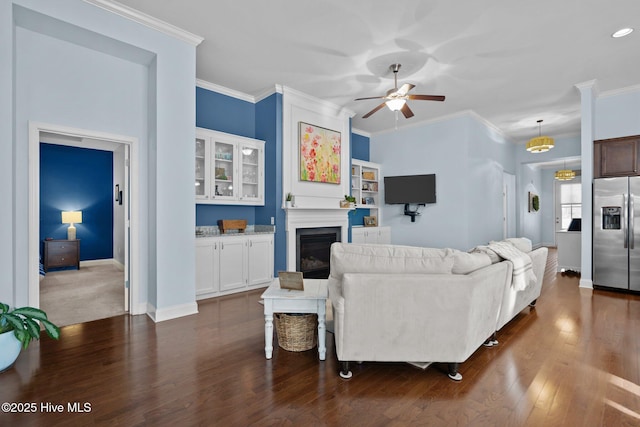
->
{"left": 330, "top": 243, "right": 454, "bottom": 279}
{"left": 451, "top": 250, "right": 492, "bottom": 274}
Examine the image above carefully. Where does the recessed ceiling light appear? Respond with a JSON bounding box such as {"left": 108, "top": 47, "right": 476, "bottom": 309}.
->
{"left": 612, "top": 27, "right": 633, "bottom": 38}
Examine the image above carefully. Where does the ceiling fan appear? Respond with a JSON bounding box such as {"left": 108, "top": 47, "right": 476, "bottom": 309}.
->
{"left": 355, "top": 64, "right": 445, "bottom": 119}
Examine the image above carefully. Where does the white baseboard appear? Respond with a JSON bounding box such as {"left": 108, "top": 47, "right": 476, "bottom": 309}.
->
{"left": 579, "top": 279, "right": 593, "bottom": 289}
{"left": 146, "top": 301, "right": 199, "bottom": 323}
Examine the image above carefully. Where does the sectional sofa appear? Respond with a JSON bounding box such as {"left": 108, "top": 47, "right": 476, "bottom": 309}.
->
{"left": 328, "top": 239, "right": 547, "bottom": 380}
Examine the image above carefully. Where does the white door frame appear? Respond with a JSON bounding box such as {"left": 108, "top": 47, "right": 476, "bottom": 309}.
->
{"left": 503, "top": 172, "right": 516, "bottom": 239}
{"left": 28, "top": 122, "right": 140, "bottom": 314}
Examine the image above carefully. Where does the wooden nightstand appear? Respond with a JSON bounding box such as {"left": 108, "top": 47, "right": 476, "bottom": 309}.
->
{"left": 43, "top": 239, "right": 80, "bottom": 272}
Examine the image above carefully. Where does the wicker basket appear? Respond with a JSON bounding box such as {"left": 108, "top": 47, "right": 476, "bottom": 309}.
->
{"left": 274, "top": 313, "right": 318, "bottom": 352}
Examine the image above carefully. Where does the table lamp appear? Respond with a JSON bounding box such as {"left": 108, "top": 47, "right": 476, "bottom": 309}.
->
{"left": 61, "top": 211, "right": 82, "bottom": 240}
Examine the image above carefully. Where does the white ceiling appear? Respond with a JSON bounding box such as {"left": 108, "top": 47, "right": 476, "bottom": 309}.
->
{"left": 114, "top": 0, "right": 640, "bottom": 142}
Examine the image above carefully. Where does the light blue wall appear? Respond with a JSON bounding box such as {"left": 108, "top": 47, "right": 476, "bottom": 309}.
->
{"left": 3, "top": 0, "right": 197, "bottom": 316}
{"left": 516, "top": 134, "right": 581, "bottom": 246}
{"left": 595, "top": 90, "right": 640, "bottom": 139}
{"left": 371, "top": 114, "right": 515, "bottom": 250}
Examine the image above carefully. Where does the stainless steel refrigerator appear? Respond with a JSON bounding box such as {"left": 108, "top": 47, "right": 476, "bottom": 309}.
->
{"left": 593, "top": 176, "right": 640, "bottom": 291}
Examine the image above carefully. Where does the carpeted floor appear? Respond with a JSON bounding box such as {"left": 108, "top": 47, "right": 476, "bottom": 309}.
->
{"left": 40, "top": 263, "right": 126, "bottom": 327}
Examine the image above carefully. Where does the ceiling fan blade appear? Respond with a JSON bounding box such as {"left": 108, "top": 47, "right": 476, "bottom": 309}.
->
{"left": 354, "top": 96, "right": 385, "bottom": 101}
{"left": 396, "top": 83, "right": 415, "bottom": 96}
{"left": 407, "top": 94, "right": 445, "bottom": 101}
{"left": 362, "top": 102, "right": 387, "bottom": 118}
{"left": 401, "top": 103, "right": 414, "bottom": 119}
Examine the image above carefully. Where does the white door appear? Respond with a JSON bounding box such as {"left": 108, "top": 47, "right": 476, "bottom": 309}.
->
{"left": 555, "top": 178, "right": 582, "bottom": 233}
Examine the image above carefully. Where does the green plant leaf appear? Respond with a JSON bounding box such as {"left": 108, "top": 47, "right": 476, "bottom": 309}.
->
{"left": 13, "top": 306, "right": 49, "bottom": 321}
{"left": 0, "top": 302, "right": 9, "bottom": 314}
{"left": 24, "top": 317, "right": 40, "bottom": 340}
{"left": 13, "top": 328, "right": 29, "bottom": 349}
{"left": 2, "top": 313, "right": 24, "bottom": 331}
{"left": 40, "top": 319, "right": 61, "bottom": 340}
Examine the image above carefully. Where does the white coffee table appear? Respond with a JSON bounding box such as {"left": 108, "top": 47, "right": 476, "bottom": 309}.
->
{"left": 261, "top": 278, "right": 328, "bottom": 360}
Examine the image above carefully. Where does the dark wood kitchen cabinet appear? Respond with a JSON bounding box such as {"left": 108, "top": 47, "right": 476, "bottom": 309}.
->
{"left": 594, "top": 135, "right": 640, "bottom": 178}
{"left": 43, "top": 239, "right": 80, "bottom": 272}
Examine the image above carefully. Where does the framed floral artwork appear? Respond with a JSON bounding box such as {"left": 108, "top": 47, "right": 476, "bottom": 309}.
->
{"left": 299, "top": 122, "right": 341, "bottom": 184}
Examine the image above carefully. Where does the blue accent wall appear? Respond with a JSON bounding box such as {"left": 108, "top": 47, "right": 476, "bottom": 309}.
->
{"left": 40, "top": 143, "right": 113, "bottom": 261}
{"left": 255, "top": 93, "right": 285, "bottom": 273}
{"left": 196, "top": 87, "right": 255, "bottom": 138}
{"left": 196, "top": 86, "right": 257, "bottom": 225}
{"left": 352, "top": 132, "right": 370, "bottom": 161}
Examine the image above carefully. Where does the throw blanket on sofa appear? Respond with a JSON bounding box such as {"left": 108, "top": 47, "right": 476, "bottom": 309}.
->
{"left": 487, "top": 241, "right": 536, "bottom": 291}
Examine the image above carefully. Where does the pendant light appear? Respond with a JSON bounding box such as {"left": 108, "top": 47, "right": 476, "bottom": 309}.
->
{"left": 555, "top": 160, "right": 576, "bottom": 181}
{"left": 526, "top": 119, "right": 554, "bottom": 153}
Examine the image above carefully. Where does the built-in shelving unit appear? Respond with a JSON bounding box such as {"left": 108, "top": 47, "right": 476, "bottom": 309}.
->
{"left": 196, "top": 127, "right": 265, "bottom": 205}
{"left": 350, "top": 159, "right": 389, "bottom": 242}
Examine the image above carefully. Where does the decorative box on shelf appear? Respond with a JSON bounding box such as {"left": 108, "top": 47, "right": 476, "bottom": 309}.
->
{"left": 217, "top": 219, "right": 248, "bottom": 234}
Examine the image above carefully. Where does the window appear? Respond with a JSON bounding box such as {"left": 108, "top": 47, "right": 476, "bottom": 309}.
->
{"left": 560, "top": 182, "right": 581, "bottom": 230}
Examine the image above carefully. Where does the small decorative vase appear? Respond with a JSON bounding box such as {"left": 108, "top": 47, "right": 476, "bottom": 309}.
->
{"left": 0, "top": 331, "right": 22, "bottom": 373}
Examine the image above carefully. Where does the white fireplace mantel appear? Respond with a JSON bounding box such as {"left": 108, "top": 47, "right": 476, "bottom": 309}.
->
{"left": 285, "top": 208, "right": 349, "bottom": 271}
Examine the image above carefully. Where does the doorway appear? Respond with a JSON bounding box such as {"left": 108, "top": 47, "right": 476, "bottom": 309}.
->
{"left": 28, "top": 122, "right": 140, "bottom": 318}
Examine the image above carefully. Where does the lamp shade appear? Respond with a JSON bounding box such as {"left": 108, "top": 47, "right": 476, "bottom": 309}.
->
{"left": 385, "top": 98, "right": 406, "bottom": 111}
{"left": 526, "top": 136, "right": 555, "bottom": 153}
{"left": 555, "top": 169, "right": 576, "bottom": 181}
{"left": 61, "top": 211, "right": 82, "bottom": 224}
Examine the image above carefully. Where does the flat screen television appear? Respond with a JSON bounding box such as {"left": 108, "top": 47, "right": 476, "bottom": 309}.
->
{"left": 384, "top": 174, "right": 436, "bottom": 204}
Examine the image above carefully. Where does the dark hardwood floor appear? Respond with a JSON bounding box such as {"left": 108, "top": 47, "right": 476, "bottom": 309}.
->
{"left": 2, "top": 249, "right": 640, "bottom": 426}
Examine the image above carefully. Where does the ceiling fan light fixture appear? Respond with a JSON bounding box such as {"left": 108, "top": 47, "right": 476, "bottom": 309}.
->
{"left": 386, "top": 98, "right": 406, "bottom": 111}
{"left": 526, "top": 119, "right": 554, "bottom": 153}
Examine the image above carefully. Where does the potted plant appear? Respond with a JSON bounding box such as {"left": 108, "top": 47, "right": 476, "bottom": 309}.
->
{"left": 285, "top": 192, "right": 293, "bottom": 208}
{"left": 343, "top": 195, "right": 356, "bottom": 208}
{"left": 0, "top": 303, "right": 60, "bottom": 372}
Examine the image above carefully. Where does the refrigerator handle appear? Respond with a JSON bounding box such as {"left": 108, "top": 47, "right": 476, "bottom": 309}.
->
{"left": 630, "top": 194, "right": 635, "bottom": 250}
{"left": 624, "top": 194, "right": 629, "bottom": 249}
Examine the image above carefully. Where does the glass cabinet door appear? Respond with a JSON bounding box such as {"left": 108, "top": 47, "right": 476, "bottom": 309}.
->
{"left": 195, "top": 137, "right": 206, "bottom": 198}
{"left": 240, "top": 145, "right": 261, "bottom": 201}
{"left": 213, "top": 140, "right": 235, "bottom": 200}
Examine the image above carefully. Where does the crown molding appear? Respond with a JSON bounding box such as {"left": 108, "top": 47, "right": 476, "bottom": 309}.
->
{"left": 371, "top": 109, "right": 510, "bottom": 142}
{"left": 83, "top": 0, "right": 203, "bottom": 46}
{"left": 196, "top": 79, "right": 255, "bottom": 103}
{"left": 575, "top": 79, "right": 599, "bottom": 97}
{"left": 282, "top": 86, "right": 355, "bottom": 119}
{"left": 351, "top": 128, "right": 371, "bottom": 138}
{"left": 254, "top": 85, "right": 283, "bottom": 103}
{"left": 599, "top": 83, "right": 640, "bottom": 99}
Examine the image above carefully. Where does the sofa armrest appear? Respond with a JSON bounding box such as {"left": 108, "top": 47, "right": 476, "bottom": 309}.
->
{"left": 333, "top": 261, "right": 509, "bottom": 363}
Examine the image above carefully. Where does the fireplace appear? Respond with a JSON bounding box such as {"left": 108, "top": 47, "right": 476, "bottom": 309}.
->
{"left": 296, "top": 227, "right": 341, "bottom": 279}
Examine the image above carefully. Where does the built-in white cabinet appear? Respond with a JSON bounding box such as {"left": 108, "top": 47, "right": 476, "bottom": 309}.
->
{"left": 196, "top": 233, "right": 274, "bottom": 300}
{"left": 351, "top": 226, "right": 391, "bottom": 244}
{"left": 196, "top": 127, "right": 265, "bottom": 205}
{"left": 351, "top": 159, "right": 382, "bottom": 226}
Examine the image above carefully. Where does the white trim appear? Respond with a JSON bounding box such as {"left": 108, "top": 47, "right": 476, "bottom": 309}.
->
{"left": 29, "top": 122, "right": 142, "bottom": 315}
{"left": 370, "top": 109, "right": 512, "bottom": 143}
{"left": 254, "top": 85, "right": 283, "bottom": 103}
{"left": 351, "top": 128, "right": 371, "bottom": 138}
{"left": 285, "top": 208, "right": 349, "bottom": 271}
{"left": 147, "top": 302, "right": 199, "bottom": 322}
{"left": 83, "top": 0, "right": 203, "bottom": 46}
{"left": 579, "top": 279, "right": 593, "bottom": 289}
{"left": 196, "top": 79, "right": 255, "bottom": 103}
{"left": 283, "top": 85, "right": 355, "bottom": 119}
{"left": 598, "top": 83, "right": 640, "bottom": 99}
